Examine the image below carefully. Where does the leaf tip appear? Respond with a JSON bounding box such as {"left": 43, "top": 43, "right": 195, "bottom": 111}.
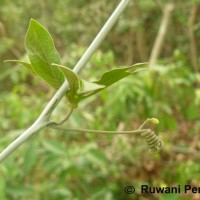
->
{"left": 133, "top": 62, "right": 148, "bottom": 67}
{"left": 30, "top": 18, "right": 37, "bottom": 24}
{"left": 29, "top": 18, "right": 42, "bottom": 29}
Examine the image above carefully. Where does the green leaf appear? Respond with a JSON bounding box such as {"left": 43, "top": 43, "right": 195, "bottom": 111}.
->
{"left": 52, "top": 64, "right": 105, "bottom": 106}
{"left": 84, "top": 62, "right": 148, "bottom": 98}
{"left": 94, "top": 62, "right": 148, "bottom": 87}
{"left": 25, "top": 19, "right": 64, "bottom": 89}
{"left": 52, "top": 63, "right": 81, "bottom": 103}
{"left": 53, "top": 63, "right": 147, "bottom": 106}
{"left": 4, "top": 60, "right": 38, "bottom": 75}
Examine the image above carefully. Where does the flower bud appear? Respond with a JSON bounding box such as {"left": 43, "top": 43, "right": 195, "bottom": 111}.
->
{"left": 149, "top": 118, "right": 159, "bottom": 125}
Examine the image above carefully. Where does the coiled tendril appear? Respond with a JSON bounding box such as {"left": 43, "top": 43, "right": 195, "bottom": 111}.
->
{"left": 50, "top": 117, "right": 164, "bottom": 153}
{"left": 141, "top": 130, "right": 163, "bottom": 153}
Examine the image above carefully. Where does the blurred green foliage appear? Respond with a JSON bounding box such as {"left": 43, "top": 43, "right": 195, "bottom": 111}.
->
{"left": 0, "top": 0, "right": 199, "bottom": 200}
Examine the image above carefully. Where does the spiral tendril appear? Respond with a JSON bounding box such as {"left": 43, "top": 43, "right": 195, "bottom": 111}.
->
{"left": 141, "top": 130, "right": 163, "bottom": 153}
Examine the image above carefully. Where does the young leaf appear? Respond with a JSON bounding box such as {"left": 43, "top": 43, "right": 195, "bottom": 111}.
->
{"left": 52, "top": 63, "right": 81, "bottom": 104}
{"left": 4, "top": 60, "right": 38, "bottom": 76}
{"left": 53, "top": 63, "right": 147, "bottom": 106}
{"left": 95, "top": 62, "right": 148, "bottom": 87}
{"left": 25, "top": 19, "right": 64, "bottom": 89}
{"left": 52, "top": 64, "right": 105, "bottom": 106}
{"left": 52, "top": 63, "right": 147, "bottom": 106}
{"left": 85, "top": 62, "right": 148, "bottom": 97}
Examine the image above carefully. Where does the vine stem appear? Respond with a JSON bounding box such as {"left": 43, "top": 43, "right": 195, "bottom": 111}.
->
{"left": 0, "top": 0, "right": 133, "bottom": 162}
{"left": 48, "top": 126, "right": 150, "bottom": 135}
{"left": 138, "top": 119, "right": 149, "bottom": 129}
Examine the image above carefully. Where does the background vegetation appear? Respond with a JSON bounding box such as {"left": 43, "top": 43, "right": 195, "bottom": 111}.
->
{"left": 0, "top": 0, "right": 199, "bottom": 199}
